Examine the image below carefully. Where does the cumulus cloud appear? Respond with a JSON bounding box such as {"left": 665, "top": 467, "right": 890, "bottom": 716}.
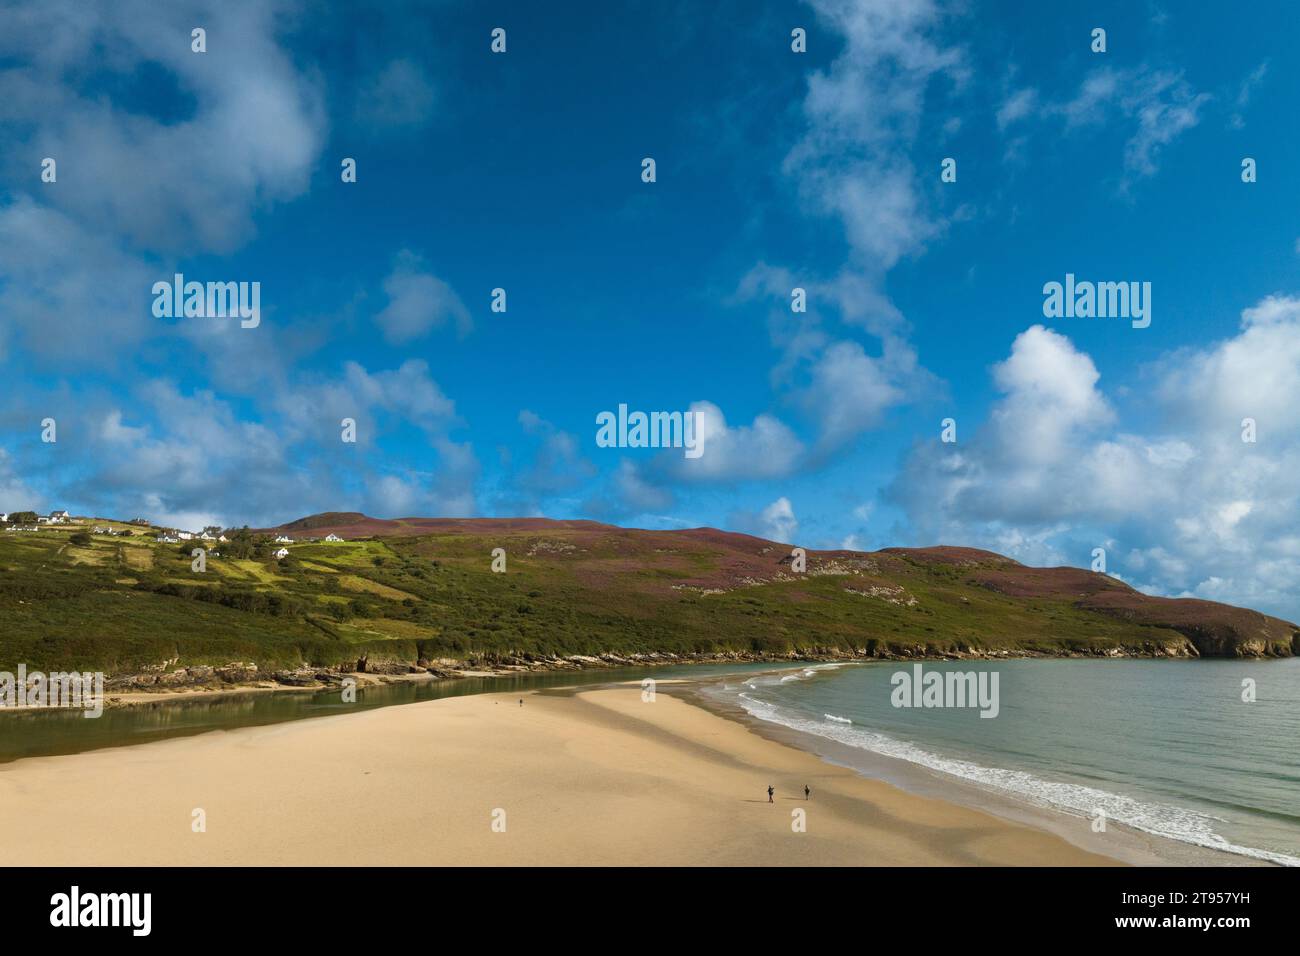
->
{"left": 0, "top": 0, "right": 479, "bottom": 531}
{"left": 730, "top": 496, "right": 798, "bottom": 543}
{"left": 70, "top": 384, "right": 301, "bottom": 526}
{"left": 0, "top": 0, "right": 325, "bottom": 255}
{"left": 889, "top": 298, "right": 1300, "bottom": 619}
{"left": 797, "top": 340, "right": 909, "bottom": 451}
{"left": 987, "top": 325, "right": 1114, "bottom": 466}
{"left": 0, "top": 0, "right": 326, "bottom": 365}
{"left": 1156, "top": 296, "right": 1300, "bottom": 433}
{"left": 736, "top": 263, "right": 934, "bottom": 454}
{"left": 35, "top": 353, "right": 478, "bottom": 528}
{"left": 666, "top": 401, "right": 804, "bottom": 483}
{"left": 277, "top": 359, "right": 459, "bottom": 450}
{"left": 0, "top": 198, "right": 156, "bottom": 361}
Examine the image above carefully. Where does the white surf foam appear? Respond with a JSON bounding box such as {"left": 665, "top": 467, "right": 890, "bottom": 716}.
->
{"left": 734, "top": 691, "right": 1300, "bottom": 867}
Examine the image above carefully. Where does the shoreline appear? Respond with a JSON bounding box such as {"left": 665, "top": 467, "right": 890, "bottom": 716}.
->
{"left": 676, "top": 676, "right": 1270, "bottom": 868}
{"left": 2, "top": 659, "right": 1289, "bottom": 867}
{"left": 0, "top": 681, "right": 1122, "bottom": 866}
{"left": 8, "top": 644, "right": 1291, "bottom": 715}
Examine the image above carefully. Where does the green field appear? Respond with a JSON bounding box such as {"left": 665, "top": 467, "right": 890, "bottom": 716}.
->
{"left": 0, "top": 520, "right": 1293, "bottom": 674}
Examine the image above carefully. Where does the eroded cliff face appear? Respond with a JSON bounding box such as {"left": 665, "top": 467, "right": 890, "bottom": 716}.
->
{"left": 1074, "top": 591, "right": 1296, "bottom": 658}
{"left": 1181, "top": 628, "right": 1299, "bottom": 658}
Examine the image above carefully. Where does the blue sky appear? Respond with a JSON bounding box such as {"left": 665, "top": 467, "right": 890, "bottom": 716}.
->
{"left": 2, "top": 0, "right": 1299, "bottom": 618}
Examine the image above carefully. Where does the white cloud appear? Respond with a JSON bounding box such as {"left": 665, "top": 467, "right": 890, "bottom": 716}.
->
{"left": 613, "top": 460, "right": 675, "bottom": 513}
{"left": 0, "top": 449, "right": 42, "bottom": 513}
{"left": 275, "top": 358, "right": 459, "bottom": 451}
{"left": 1229, "top": 61, "right": 1268, "bottom": 129}
{"left": 759, "top": 496, "right": 798, "bottom": 542}
{"left": 0, "top": 0, "right": 325, "bottom": 255}
{"left": 787, "top": 0, "right": 962, "bottom": 272}
{"left": 798, "top": 340, "right": 906, "bottom": 450}
{"left": 0, "top": 198, "right": 156, "bottom": 361}
{"left": 0, "top": 0, "right": 326, "bottom": 364}
{"left": 988, "top": 325, "right": 1113, "bottom": 466}
{"left": 1157, "top": 295, "right": 1300, "bottom": 432}
{"left": 1120, "top": 71, "right": 1210, "bottom": 181}
{"left": 1034, "top": 67, "right": 1210, "bottom": 186}
{"left": 890, "top": 297, "right": 1300, "bottom": 620}
{"left": 668, "top": 401, "right": 804, "bottom": 482}
{"left": 365, "top": 440, "right": 479, "bottom": 518}
{"left": 732, "top": 0, "right": 955, "bottom": 462}
{"left": 996, "top": 88, "right": 1038, "bottom": 130}
{"left": 374, "top": 251, "right": 471, "bottom": 343}
{"left": 43, "top": 354, "right": 478, "bottom": 527}
{"left": 731, "top": 496, "right": 798, "bottom": 543}
{"left": 1058, "top": 70, "right": 1122, "bottom": 128}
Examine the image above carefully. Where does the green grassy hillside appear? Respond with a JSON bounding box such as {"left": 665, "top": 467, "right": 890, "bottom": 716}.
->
{"left": 0, "top": 514, "right": 1294, "bottom": 675}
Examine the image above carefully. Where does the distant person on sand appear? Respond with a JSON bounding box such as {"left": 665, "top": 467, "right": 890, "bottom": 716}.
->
{"left": 805, "top": 785, "right": 811, "bottom": 800}
{"left": 767, "top": 786, "right": 774, "bottom": 803}
{"left": 519, "top": 698, "right": 523, "bottom": 707}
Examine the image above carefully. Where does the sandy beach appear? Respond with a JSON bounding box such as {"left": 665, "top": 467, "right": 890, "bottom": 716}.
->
{"left": 0, "top": 683, "right": 1118, "bottom": 866}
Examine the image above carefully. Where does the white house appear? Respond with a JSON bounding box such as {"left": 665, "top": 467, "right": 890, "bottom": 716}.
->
{"left": 0, "top": 513, "right": 8, "bottom": 523}
{"left": 274, "top": 535, "right": 293, "bottom": 544}
{"left": 324, "top": 533, "right": 344, "bottom": 542}
{"left": 49, "top": 510, "right": 70, "bottom": 523}
{"left": 272, "top": 547, "right": 290, "bottom": 560}
{"left": 176, "top": 531, "right": 194, "bottom": 541}
{"left": 199, "top": 532, "right": 216, "bottom": 541}
{"left": 156, "top": 534, "right": 179, "bottom": 544}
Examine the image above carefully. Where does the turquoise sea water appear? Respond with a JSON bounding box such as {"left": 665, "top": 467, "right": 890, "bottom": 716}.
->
{"left": 707, "top": 658, "right": 1300, "bottom": 865}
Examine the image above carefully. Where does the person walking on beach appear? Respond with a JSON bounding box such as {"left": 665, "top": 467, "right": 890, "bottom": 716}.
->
{"left": 767, "top": 785, "right": 774, "bottom": 803}
{"left": 519, "top": 698, "right": 523, "bottom": 707}
{"left": 804, "top": 785, "right": 811, "bottom": 800}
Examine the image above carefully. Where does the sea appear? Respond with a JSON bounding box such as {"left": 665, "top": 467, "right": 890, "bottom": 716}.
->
{"left": 703, "top": 658, "right": 1300, "bottom": 866}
